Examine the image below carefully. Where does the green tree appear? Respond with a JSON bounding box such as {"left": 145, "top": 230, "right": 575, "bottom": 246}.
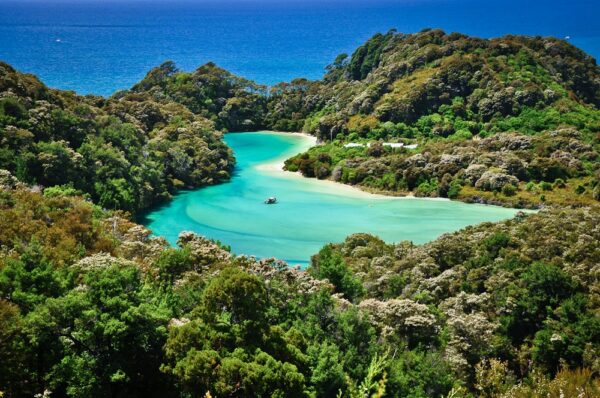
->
{"left": 26, "top": 264, "right": 172, "bottom": 398}
{"left": 0, "top": 241, "right": 68, "bottom": 312}
{"left": 162, "top": 268, "right": 309, "bottom": 397}
{"left": 309, "top": 245, "right": 365, "bottom": 302}
{"left": 504, "top": 262, "right": 578, "bottom": 345}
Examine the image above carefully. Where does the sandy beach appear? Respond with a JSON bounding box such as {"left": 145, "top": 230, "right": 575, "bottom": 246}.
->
{"left": 254, "top": 131, "right": 451, "bottom": 201}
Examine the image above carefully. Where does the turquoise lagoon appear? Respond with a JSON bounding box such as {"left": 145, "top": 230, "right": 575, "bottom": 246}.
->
{"left": 143, "top": 132, "right": 522, "bottom": 266}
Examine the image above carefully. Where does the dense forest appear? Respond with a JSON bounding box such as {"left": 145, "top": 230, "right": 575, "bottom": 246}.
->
{"left": 1, "top": 29, "right": 600, "bottom": 397}
{"left": 0, "top": 62, "right": 233, "bottom": 214}
{"left": 1, "top": 179, "right": 598, "bottom": 397}
{"left": 278, "top": 30, "right": 600, "bottom": 208}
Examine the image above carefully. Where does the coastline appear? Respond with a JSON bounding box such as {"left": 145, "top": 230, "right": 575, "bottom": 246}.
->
{"left": 147, "top": 131, "right": 531, "bottom": 264}
{"left": 251, "top": 131, "right": 459, "bottom": 202}
{"left": 249, "top": 130, "right": 539, "bottom": 210}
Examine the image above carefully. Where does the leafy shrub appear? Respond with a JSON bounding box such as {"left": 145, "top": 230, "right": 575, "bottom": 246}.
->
{"left": 501, "top": 184, "right": 518, "bottom": 196}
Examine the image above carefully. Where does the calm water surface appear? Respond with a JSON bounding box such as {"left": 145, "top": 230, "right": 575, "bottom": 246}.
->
{"left": 143, "top": 132, "right": 522, "bottom": 266}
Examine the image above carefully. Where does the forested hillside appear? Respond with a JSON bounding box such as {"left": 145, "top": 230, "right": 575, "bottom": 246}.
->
{"left": 0, "top": 180, "right": 598, "bottom": 397}
{"left": 0, "top": 62, "right": 233, "bottom": 214}
{"left": 272, "top": 29, "right": 599, "bottom": 137}
{"left": 279, "top": 29, "right": 600, "bottom": 207}
{"left": 125, "top": 61, "right": 267, "bottom": 132}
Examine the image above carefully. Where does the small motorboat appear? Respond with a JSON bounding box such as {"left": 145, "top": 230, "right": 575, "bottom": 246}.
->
{"left": 264, "top": 196, "right": 277, "bottom": 204}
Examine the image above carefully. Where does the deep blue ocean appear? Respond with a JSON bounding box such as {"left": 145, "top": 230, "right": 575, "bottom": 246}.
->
{"left": 0, "top": 0, "right": 598, "bottom": 96}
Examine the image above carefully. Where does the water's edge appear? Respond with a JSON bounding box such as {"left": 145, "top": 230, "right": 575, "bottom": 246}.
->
{"left": 142, "top": 131, "right": 526, "bottom": 266}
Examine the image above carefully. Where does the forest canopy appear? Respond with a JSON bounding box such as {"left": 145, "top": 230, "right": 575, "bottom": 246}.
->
{"left": 0, "top": 183, "right": 598, "bottom": 397}
{"left": 0, "top": 62, "right": 233, "bottom": 215}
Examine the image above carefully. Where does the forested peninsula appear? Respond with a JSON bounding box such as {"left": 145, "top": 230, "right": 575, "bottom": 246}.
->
{"left": 1, "top": 29, "right": 599, "bottom": 397}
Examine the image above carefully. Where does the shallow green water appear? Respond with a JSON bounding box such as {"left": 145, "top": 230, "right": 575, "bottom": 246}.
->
{"left": 143, "top": 131, "right": 522, "bottom": 266}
